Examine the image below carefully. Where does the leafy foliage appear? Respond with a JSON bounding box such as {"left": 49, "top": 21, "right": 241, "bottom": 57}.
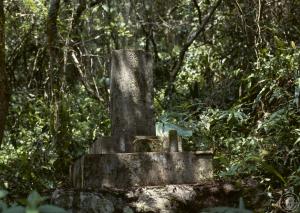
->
{"left": 0, "top": 190, "right": 66, "bottom": 213}
{"left": 0, "top": 0, "right": 300, "bottom": 211}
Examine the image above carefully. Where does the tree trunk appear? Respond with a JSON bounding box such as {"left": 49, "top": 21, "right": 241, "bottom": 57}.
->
{"left": 0, "top": 0, "right": 9, "bottom": 146}
{"left": 47, "top": 0, "right": 61, "bottom": 144}
{"left": 47, "top": 0, "right": 73, "bottom": 173}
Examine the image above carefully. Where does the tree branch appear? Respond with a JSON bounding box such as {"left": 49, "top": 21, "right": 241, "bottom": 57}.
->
{"left": 170, "top": 0, "right": 222, "bottom": 82}
{"left": 90, "top": 0, "right": 105, "bottom": 8}
{"left": 72, "top": 0, "right": 86, "bottom": 31}
{"left": 47, "top": 0, "right": 60, "bottom": 52}
{"left": 71, "top": 51, "right": 104, "bottom": 103}
{"left": 135, "top": 12, "right": 160, "bottom": 62}
{"left": 165, "top": 0, "right": 222, "bottom": 106}
{"left": 72, "top": 0, "right": 105, "bottom": 32}
{"left": 192, "top": 0, "right": 202, "bottom": 24}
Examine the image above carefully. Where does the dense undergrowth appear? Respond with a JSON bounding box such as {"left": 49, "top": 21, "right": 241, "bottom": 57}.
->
{"left": 0, "top": 0, "right": 300, "bottom": 212}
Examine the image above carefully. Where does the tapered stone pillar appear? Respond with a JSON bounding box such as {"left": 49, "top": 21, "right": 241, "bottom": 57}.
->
{"left": 110, "top": 50, "right": 155, "bottom": 152}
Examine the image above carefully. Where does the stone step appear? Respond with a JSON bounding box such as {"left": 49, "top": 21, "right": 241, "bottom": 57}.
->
{"left": 71, "top": 151, "right": 213, "bottom": 189}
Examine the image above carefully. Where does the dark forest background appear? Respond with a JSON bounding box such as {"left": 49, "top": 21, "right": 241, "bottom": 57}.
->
{"left": 0, "top": 0, "right": 299, "bottom": 210}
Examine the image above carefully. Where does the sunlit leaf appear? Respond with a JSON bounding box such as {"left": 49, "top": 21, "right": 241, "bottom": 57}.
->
{"left": 291, "top": 41, "right": 296, "bottom": 49}
{"left": 102, "top": 4, "right": 109, "bottom": 12}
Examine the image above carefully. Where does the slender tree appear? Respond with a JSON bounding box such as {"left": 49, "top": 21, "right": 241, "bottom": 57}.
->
{"left": 47, "top": 0, "right": 63, "bottom": 148}
{"left": 0, "top": 0, "right": 9, "bottom": 146}
{"left": 47, "top": 0, "right": 74, "bottom": 173}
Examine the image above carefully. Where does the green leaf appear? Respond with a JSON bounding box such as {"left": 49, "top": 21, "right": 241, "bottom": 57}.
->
{"left": 38, "top": 205, "right": 66, "bottom": 213}
{"left": 247, "top": 156, "right": 286, "bottom": 185}
{"left": 260, "top": 162, "right": 287, "bottom": 185}
{"left": 274, "top": 36, "right": 285, "bottom": 49}
{"left": 172, "top": 45, "right": 180, "bottom": 55}
{"left": 3, "top": 206, "right": 25, "bottom": 213}
{"left": 291, "top": 41, "right": 296, "bottom": 49}
{"left": 23, "top": 0, "right": 38, "bottom": 12}
{"left": 239, "top": 197, "right": 245, "bottom": 209}
{"left": 27, "top": 191, "right": 45, "bottom": 208}
{"left": 102, "top": 4, "right": 109, "bottom": 12}
{"left": 25, "top": 207, "right": 39, "bottom": 213}
{"left": 0, "top": 190, "right": 8, "bottom": 199}
{"left": 91, "top": 5, "right": 99, "bottom": 13}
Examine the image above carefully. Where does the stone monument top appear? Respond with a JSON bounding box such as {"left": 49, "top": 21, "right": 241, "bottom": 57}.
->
{"left": 110, "top": 49, "right": 155, "bottom": 152}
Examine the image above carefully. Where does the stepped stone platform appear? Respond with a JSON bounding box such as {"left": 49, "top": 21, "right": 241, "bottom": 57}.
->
{"left": 52, "top": 181, "right": 263, "bottom": 212}
{"left": 71, "top": 151, "right": 213, "bottom": 189}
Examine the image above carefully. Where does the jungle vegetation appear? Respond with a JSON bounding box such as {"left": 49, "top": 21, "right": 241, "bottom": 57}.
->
{"left": 0, "top": 0, "right": 299, "bottom": 211}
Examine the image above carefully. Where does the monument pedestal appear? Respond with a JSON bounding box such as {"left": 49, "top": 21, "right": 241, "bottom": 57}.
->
{"left": 52, "top": 182, "right": 250, "bottom": 213}
{"left": 71, "top": 151, "right": 213, "bottom": 189}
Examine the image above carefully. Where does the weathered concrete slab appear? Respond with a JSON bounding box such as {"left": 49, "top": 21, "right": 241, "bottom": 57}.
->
{"left": 71, "top": 152, "right": 213, "bottom": 189}
{"left": 89, "top": 136, "right": 166, "bottom": 154}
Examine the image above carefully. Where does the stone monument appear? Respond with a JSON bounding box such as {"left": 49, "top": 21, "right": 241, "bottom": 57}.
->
{"left": 110, "top": 50, "right": 155, "bottom": 152}
{"left": 71, "top": 49, "right": 213, "bottom": 189}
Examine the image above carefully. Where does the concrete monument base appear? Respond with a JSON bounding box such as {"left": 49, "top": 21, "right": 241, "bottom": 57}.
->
{"left": 71, "top": 151, "right": 213, "bottom": 189}
{"left": 52, "top": 181, "right": 262, "bottom": 213}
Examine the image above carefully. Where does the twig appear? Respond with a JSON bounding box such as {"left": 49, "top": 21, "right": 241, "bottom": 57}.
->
{"left": 71, "top": 51, "right": 104, "bottom": 102}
